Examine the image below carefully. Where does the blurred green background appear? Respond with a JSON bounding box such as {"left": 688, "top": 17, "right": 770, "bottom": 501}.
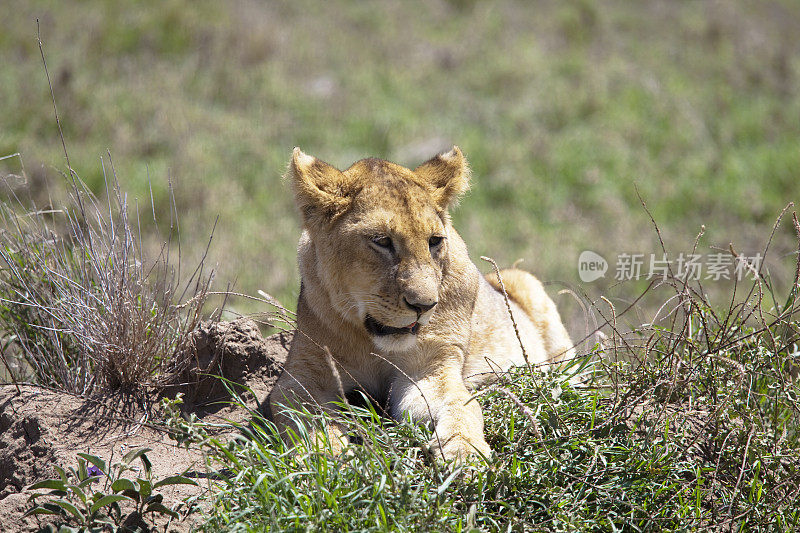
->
{"left": 2, "top": 0, "right": 798, "bottom": 326}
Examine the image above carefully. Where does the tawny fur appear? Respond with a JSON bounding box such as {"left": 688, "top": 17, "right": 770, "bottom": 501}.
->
{"left": 267, "top": 146, "right": 574, "bottom": 461}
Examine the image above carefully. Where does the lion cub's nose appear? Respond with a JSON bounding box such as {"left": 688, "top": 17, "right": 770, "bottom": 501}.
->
{"left": 403, "top": 296, "right": 437, "bottom": 315}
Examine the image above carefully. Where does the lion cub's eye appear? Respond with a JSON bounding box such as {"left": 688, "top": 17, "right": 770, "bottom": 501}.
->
{"left": 371, "top": 236, "right": 394, "bottom": 252}
{"left": 429, "top": 235, "right": 445, "bottom": 249}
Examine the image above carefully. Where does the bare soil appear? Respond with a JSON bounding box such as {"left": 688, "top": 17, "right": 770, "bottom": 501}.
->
{"left": 0, "top": 319, "right": 289, "bottom": 532}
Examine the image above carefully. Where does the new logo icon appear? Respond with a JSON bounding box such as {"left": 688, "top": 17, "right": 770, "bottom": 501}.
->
{"left": 578, "top": 250, "right": 608, "bottom": 282}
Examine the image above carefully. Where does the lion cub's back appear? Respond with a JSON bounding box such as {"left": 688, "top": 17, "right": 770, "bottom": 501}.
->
{"left": 463, "top": 268, "right": 575, "bottom": 388}
{"left": 462, "top": 276, "right": 550, "bottom": 388}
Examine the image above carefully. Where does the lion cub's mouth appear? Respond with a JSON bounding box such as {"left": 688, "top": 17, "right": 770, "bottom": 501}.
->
{"left": 364, "top": 315, "right": 420, "bottom": 336}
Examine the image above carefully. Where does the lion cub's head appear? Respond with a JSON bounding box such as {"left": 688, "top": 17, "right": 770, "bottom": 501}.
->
{"left": 290, "top": 147, "right": 470, "bottom": 352}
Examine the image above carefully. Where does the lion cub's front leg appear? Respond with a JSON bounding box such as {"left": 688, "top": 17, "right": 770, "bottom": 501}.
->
{"left": 392, "top": 353, "right": 491, "bottom": 462}
{"left": 269, "top": 374, "right": 350, "bottom": 455}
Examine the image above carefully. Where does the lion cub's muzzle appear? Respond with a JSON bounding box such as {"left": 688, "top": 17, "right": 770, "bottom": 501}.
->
{"left": 363, "top": 295, "right": 438, "bottom": 338}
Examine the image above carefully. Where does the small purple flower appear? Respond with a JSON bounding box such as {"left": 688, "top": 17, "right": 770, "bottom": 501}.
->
{"left": 87, "top": 465, "right": 103, "bottom": 478}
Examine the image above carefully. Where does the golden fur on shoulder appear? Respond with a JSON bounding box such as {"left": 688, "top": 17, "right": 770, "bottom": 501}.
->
{"left": 267, "top": 146, "right": 574, "bottom": 461}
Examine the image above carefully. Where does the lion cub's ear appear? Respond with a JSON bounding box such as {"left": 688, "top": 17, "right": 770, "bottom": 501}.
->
{"left": 289, "top": 148, "right": 353, "bottom": 226}
{"left": 414, "top": 146, "right": 471, "bottom": 210}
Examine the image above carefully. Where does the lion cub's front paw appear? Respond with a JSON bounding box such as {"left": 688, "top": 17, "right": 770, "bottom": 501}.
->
{"left": 430, "top": 434, "right": 492, "bottom": 463}
{"left": 305, "top": 424, "right": 352, "bottom": 456}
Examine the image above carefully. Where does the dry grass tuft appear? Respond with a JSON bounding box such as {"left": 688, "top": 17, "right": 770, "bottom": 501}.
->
{"left": 0, "top": 153, "right": 215, "bottom": 396}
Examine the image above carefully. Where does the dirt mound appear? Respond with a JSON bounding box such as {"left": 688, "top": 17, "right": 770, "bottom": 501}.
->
{"left": 0, "top": 406, "right": 58, "bottom": 500}
{"left": 0, "top": 320, "right": 290, "bottom": 532}
{"left": 179, "top": 318, "right": 289, "bottom": 409}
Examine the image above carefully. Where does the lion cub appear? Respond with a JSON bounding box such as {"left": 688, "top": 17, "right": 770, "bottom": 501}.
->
{"left": 268, "top": 146, "right": 574, "bottom": 461}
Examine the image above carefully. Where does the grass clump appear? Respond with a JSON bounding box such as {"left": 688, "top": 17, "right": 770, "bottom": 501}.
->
{"left": 178, "top": 325, "right": 799, "bottom": 531}
{"left": 0, "top": 153, "right": 214, "bottom": 395}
